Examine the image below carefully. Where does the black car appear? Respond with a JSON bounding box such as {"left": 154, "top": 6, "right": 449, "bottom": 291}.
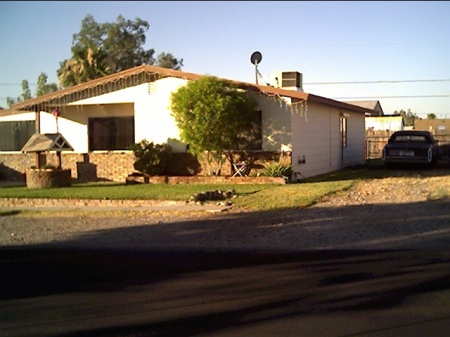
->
{"left": 382, "top": 130, "right": 440, "bottom": 167}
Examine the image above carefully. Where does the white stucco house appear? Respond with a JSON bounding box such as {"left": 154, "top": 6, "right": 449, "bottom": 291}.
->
{"left": 0, "top": 65, "right": 375, "bottom": 182}
{"left": 365, "top": 115, "right": 404, "bottom": 131}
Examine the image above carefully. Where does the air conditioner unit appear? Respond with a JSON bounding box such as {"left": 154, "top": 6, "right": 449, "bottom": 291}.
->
{"left": 270, "top": 71, "right": 303, "bottom": 92}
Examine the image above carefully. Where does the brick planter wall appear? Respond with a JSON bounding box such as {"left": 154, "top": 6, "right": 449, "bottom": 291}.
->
{"left": 25, "top": 169, "right": 72, "bottom": 189}
{"left": 0, "top": 152, "right": 135, "bottom": 183}
{"left": 147, "top": 175, "right": 287, "bottom": 185}
{"left": 1, "top": 151, "right": 292, "bottom": 183}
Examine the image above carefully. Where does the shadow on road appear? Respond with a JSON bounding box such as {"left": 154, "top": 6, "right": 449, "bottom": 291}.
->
{"left": 1, "top": 197, "right": 450, "bottom": 337}
{"left": 1, "top": 246, "right": 449, "bottom": 337}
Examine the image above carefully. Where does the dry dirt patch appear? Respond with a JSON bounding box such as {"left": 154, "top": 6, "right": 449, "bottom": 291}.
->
{"left": 314, "top": 173, "right": 449, "bottom": 207}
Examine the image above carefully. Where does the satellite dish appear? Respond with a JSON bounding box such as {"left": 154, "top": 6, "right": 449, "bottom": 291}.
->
{"left": 250, "top": 51, "right": 262, "bottom": 65}
{"left": 250, "top": 51, "right": 263, "bottom": 84}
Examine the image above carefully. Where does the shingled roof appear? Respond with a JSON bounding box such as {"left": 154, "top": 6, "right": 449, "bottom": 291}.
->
{"left": 344, "top": 100, "right": 384, "bottom": 116}
{"left": 11, "top": 64, "right": 374, "bottom": 115}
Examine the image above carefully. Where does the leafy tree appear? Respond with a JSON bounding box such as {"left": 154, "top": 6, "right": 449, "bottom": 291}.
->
{"left": 36, "top": 73, "right": 58, "bottom": 97}
{"left": 7, "top": 80, "right": 32, "bottom": 107}
{"left": 57, "top": 49, "right": 106, "bottom": 88}
{"left": 57, "top": 14, "right": 183, "bottom": 88}
{"left": 21, "top": 80, "right": 32, "bottom": 101}
{"left": 155, "top": 52, "right": 183, "bottom": 70}
{"left": 170, "top": 76, "right": 258, "bottom": 175}
{"left": 7, "top": 97, "right": 17, "bottom": 108}
{"left": 7, "top": 74, "right": 58, "bottom": 107}
{"left": 7, "top": 97, "right": 16, "bottom": 108}
{"left": 393, "top": 109, "right": 418, "bottom": 127}
{"left": 427, "top": 113, "right": 436, "bottom": 119}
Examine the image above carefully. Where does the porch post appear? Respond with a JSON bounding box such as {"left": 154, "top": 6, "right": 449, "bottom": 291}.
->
{"left": 35, "top": 110, "right": 41, "bottom": 168}
{"left": 35, "top": 110, "right": 40, "bottom": 134}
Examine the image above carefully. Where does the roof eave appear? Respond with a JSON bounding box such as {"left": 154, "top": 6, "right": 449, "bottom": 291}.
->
{"left": 11, "top": 65, "right": 204, "bottom": 111}
{"left": 10, "top": 64, "right": 374, "bottom": 115}
{"left": 308, "top": 94, "right": 374, "bottom": 114}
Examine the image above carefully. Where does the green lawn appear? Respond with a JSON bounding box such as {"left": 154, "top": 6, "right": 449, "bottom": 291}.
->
{"left": 0, "top": 167, "right": 424, "bottom": 211}
{"left": 0, "top": 182, "right": 279, "bottom": 200}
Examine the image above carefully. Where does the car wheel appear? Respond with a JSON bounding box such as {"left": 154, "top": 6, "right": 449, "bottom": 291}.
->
{"left": 430, "top": 156, "right": 438, "bottom": 167}
{"left": 385, "top": 162, "right": 395, "bottom": 169}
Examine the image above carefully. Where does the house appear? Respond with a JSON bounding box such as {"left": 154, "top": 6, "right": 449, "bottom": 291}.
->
{"left": 365, "top": 115, "right": 404, "bottom": 131}
{"left": 414, "top": 119, "right": 450, "bottom": 157}
{"left": 344, "top": 100, "right": 404, "bottom": 131}
{"left": 345, "top": 100, "right": 384, "bottom": 117}
{"left": 414, "top": 118, "right": 449, "bottom": 135}
{"left": 0, "top": 65, "right": 375, "bottom": 182}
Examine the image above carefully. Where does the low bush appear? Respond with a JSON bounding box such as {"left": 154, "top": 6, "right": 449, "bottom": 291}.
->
{"left": 128, "top": 140, "right": 173, "bottom": 176}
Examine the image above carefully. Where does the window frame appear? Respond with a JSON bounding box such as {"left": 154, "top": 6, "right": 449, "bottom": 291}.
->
{"left": 88, "top": 116, "right": 135, "bottom": 151}
{"left": 340, "top": 116, "right": 348, "bottom": 149}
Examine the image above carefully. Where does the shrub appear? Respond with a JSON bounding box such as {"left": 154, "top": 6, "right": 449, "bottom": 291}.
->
{"left": 128, "top": 140, "right": 173, "bottom": 176}
{"left": 262, "top": 162, "right": 292, "bottom": 179}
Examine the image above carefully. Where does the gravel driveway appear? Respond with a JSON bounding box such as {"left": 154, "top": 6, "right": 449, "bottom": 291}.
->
{"left": 1, "top": 170, "right": 449, "bottom": 250}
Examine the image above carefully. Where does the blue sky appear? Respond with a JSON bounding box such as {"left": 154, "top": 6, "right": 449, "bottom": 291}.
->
{"left": 1, "top": 1, "right": 449, "bottom": 117}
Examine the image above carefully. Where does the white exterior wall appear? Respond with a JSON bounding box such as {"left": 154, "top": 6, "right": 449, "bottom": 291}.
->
{"left": 0, "top": 112, "right": 35, "bottom": 121}
{"left": 2, "top": 79, "right": 188, "bottom": 153}
{"left": 1, "top": 78, "right": 366, "bottom": 179}
{"left": 0, "top": 112, "right": 36, "bottom": 153}
{"left": 59, "top": 103, "right": 134, "bottom": 152}
{"left": 365, "top": 117, "right": 403, "bottom": 131}
{"left": 0, "top": 111, "right": 86, "bottom": 153}
{"left": 291, "top": 102, "right": 339, "bottom": 179}
{"left": 290, "top": 102, "right": 365, "bottom": 179}
{"left": 133, "top": 78, "right": 189, "bottom": 152}
{"left": 64, "top": 79, "right": 189, "bottom": 152}
{"left": 344, "top": 110, "right": 366, "bottom": 167}
{"left": 69, "top": 79, "right": 189, "bottom": 152}
{"left": 254, "top": 94, "right": 292, "bottom": 151}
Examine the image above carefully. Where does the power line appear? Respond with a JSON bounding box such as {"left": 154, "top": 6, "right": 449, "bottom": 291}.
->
{"left": 2, "top": 94, "right": 449, "bottom": 102}
{"left": 0, "top": 83, "right": 38, "bottom": 86}
{"left": 1, "top": 78, "right": 450, "bottom": 86}
{"left": 334, "top": 94, "right": 450, "bottom": 99}
{"left": 305, "top": 79, "right": 450, "bottom": 85}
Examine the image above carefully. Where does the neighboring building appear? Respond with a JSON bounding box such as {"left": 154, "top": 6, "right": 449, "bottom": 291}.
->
{"left": 414, "top": 119, "right": 450, "bottom": 157}
{"left": 345, "top": 100, "right": 384, "bottom": 117}
{"left": 365, "top": 115, "right": 404, "bottom": 131}
{"left": 0, "top": 65, "right": 375, "bottom": 182}
{"left": 414, "top": 118, "right": 449, "bottom": 135}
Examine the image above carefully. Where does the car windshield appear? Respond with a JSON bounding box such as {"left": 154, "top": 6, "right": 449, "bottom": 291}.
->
{"left": 392, "top": 135, "right": 427, "bottom": 142}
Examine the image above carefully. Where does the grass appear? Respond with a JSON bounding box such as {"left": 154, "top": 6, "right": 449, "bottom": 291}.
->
{"left": 0, "top": 182, "right": 278, "bottom": 202}
{"left": 0, "top": 170, "right": 360, "bottom": 212}
{"left": 1, "top": 165, "right": 447, "bottom": 211}
{"left": 234, "top": 180, "right": 354, "bottom": 210}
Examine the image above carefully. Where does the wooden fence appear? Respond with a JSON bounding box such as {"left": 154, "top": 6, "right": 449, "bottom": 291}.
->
{"left": 365, "top": 130, "right": 450, "bottom": 160}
